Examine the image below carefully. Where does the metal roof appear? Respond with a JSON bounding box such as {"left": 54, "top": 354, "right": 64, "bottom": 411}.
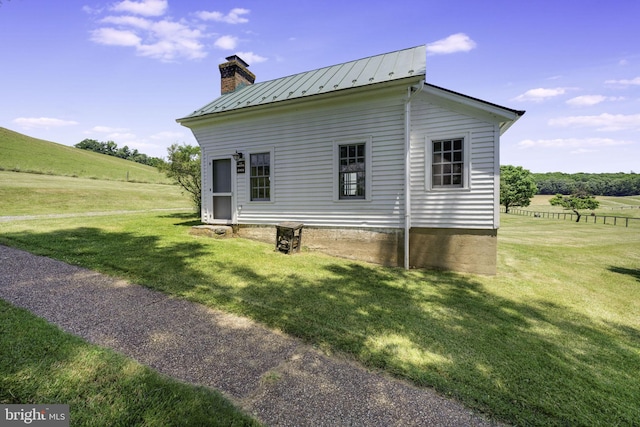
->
{"left": 179, "top": 45, "right": 427, "bottom": 120}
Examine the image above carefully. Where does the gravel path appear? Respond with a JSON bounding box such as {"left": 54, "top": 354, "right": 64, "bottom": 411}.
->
{"left": 0, "top": 244, "right": 503, "bottom": 426}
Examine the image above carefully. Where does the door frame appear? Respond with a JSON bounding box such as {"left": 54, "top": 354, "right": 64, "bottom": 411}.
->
{"left": 206, "top": 154, "right": 236, "bottom": 224}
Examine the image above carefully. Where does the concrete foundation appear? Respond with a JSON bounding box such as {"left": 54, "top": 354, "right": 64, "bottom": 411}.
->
{"left": 236, "top": 225, "right": 403, "bottom": 266}
{"left": 234, "top": 224, "right": 497, "bottom": 275}
{"left": 409, "top": 228, "right": 497, "bottom": 275}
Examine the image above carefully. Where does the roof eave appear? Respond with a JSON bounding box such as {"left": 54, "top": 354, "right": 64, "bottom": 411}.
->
{"left": 421, "top": 83, "right": 525, "bottom": 134}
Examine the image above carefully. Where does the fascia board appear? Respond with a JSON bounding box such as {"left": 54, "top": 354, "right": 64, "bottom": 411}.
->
{"left": 421, "top": 84, "right": 524, "bottom": 124}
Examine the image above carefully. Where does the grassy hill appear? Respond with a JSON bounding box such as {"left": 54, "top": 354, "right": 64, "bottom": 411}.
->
{"left": 0, "top": 127, "right": 172, "bottom": 184}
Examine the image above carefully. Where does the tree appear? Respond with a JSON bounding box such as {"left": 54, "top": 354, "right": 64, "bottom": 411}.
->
{"left": 500, "top": 165, "right": 537, "bottom": 213}
{"left": 159, "top": 144, "right": 201, "bottom": 212}
{"left": 549, "top": 190, "right": 599, "bottom": 222}
{"left": 75, "top": 138, "right": 103, "bottom": 152}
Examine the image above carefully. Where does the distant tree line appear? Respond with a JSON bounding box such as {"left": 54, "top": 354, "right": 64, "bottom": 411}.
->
{"left": 75, "top": 139, "right": 164, "bottom": 167}
{"left": 533, "top": 172, "right": 640, "bottom": 196}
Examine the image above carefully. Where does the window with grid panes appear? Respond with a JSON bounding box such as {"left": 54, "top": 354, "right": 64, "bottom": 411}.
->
{"left": 250, "top": 152, "right": 270, "bottom": 201}
{"left": 338, "top": 143, "right": 366, "bottom": 199}
{"left": 432, "top": 138, "right": 464, "bottom": 188}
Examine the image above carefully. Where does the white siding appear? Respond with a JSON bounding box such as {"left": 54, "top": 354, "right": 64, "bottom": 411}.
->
{"left": 409, "top": 92, "right": 499, "bottom": 229}
{"left": 192, "top": 89, "right": 407, "bottom": 228}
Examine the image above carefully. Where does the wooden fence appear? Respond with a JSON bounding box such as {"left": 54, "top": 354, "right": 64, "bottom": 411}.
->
{"left": 502, "top": 208, "right": 640, "bottom": 228}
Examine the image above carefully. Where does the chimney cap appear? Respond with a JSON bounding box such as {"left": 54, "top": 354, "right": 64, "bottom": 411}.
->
{"left": 225, "top": 55, "right": 250, "bottom": 68}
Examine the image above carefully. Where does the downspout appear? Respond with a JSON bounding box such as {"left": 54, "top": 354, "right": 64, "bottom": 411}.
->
{"left": 404, "top": 80, "right": 425, "bottom": 270}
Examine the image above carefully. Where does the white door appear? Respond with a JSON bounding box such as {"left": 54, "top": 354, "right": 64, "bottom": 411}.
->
{"left": 211, "top": 158, "right": 233, "bottom": 222}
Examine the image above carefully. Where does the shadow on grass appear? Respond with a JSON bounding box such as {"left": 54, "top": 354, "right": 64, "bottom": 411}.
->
{"left": 161, "top": 212, "right": 203, "bottom": 227}
{"left": 2, "top": 223, "right": 639, "bottom": 426}
{"left": 225, "top": 262, "right": 640, "bottom": 426}
{"left": 608, "top": 265, "right": 640, "bottom": 282}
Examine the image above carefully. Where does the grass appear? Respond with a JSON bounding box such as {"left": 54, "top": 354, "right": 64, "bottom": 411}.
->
{"left": 0, "top": 299, "right": 261, "bottom": 426}
{"left": 0, "top": 171, "right": 191, "bottom": 216}
{"left": 0, "top": 127, "right": 172, "bottom": 184}
{"left": 1, "top": 210, "right": 639, "bottom": 426}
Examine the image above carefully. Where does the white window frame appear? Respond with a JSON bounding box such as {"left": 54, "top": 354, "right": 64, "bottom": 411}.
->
{"left": 246, "top": 146, "right": 275, "bottom": 203}
{"left": 333, "top": 136, "right": 372, "bottom": 202}
{"left": 425, "top": 132, "right": 471, "bottom": 191}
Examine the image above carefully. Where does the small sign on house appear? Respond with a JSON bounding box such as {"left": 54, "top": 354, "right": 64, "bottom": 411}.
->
{"left": 236, "top": 159, "right": 245, "bottom": 173}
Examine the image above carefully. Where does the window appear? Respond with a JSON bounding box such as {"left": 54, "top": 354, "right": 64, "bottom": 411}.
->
{"left": 428, "top": 135, "right": 469, "bottom": 189}
{"left": 250, "top": 152, "right": 270, "bottom": 201}
{"left": 432, "top": 138, "right": 463, "bottom": 187}
{"left": 338, "top": 143, "right": 366, "bottom": 199}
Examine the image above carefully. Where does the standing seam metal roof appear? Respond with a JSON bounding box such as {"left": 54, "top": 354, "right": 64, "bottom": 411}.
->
{"left": 180, "top": 45, "right": 427, "bottom": 120}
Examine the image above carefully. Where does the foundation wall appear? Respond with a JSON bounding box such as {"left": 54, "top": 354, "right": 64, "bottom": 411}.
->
{"left": 409, "top": 228, "right": 497, "bottom": 275}
{"left": 236, "top": 225, "right": 497, "bottom": 275}
{"left": 237, "top": 225, "right": 403, "bottom": 266}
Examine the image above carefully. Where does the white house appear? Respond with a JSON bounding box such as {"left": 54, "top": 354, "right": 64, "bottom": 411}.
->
{"left": 177, "top": 46, "right": 524, "bottom": 274}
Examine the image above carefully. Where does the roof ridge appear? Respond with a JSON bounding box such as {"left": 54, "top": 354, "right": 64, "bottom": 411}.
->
{"left": 179, "top": 45, "right": 427, "bottom": 120}
{"left": 251, "top": 45, "right": 427, "bottom": 87}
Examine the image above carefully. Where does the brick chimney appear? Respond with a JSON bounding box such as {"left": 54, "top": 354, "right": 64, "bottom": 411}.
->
{"left": 219, "top": 55, "right": 256, "bottom": 95}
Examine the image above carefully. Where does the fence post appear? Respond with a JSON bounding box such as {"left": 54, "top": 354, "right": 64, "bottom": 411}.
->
{"left": 627, "top": 218, "right": 629, "bottom": 228}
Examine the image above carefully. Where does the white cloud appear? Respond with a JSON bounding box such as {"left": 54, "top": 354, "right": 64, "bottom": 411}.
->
{"left": 112, "top": 0, "right": 167, "bottom": 17}
{"left": 88, "top": 4, "right": 255, "bottom": 62}
{"left": 605, "top": 76, "right": 640, "bottom": 86}
{"left": 567, "top": 95, "right": 624, "bottom": 107}
{"left": 140, "top": 20, "right": 206, "bottom": 61}
{"left": 91, "top": 27, "right": 141, "bottom": 46}
{"left": 548, "top": 113, "right": 640, "bottom": 131}
{"left": 91, "top": 17, "right": 205, "bottom": 61}
{"left": 565, "top": 95, "right": 606, "bottom": 107}
{"left": 107, "top": 132, "right": 137, "bottom": 140}
{"left": 513, "top": 87, "right": 569, "bottom": 102}
{"left": 518, "top": 138, "right": 633, "bottom": 149}
{"left": 570, "top": 148, "right": 598, "bottom": 154}
{"left": 196, "top": 8, "right": 250, "bottom": 24}
{"left": 101, "top": 15, "right": 152, "bottom": 29}
{"left": 234, "top": 51, "right": 267, "bottom": 64}
{"left": 426, "top": 33, "right": 476, "bottom": 55}
{"left": 214, "top": 35, "right": 238, "bottom": 50}
{"left": 91, "top": 126, "right": 130, "bottom": 133}
{"left": 13, "top": 117, "right": 78, "bottom": 129}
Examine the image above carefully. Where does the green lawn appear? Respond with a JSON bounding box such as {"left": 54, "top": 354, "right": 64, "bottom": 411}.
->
{"left": 1, "top": 210, "right": 638, "bottom": 426}
{"left": 0, "top": 300, "right": 260, "bottom": 426}
{"left": 0, "top": 171, "right": 191, "bottom": 216}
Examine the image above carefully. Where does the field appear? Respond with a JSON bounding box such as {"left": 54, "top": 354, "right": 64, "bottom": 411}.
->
{"left": 0, "top": 127, "right": 172, "bottom": 184}
{"left": 0, "top": 171, "right": 191, "bottom": 216}
{"left": 520, "top": 194, "right": 640, "bottom": 217}
{"left": 1, "top": 171, "right": 639, "bottom": 426}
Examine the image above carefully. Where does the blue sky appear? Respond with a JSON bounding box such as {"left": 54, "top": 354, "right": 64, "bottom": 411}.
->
{"left": 1, "top": 0, "right": 638, "bottom": 173}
